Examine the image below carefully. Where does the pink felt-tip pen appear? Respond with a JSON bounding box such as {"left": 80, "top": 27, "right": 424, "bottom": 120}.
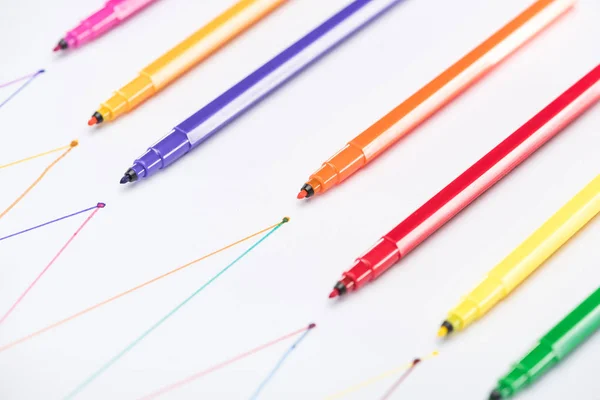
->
{"left": 53, "top": 0, "right": 159, "bottom": 52}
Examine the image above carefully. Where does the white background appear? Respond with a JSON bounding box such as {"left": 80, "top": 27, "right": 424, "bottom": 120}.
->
{"left": 0, "top": 0, "right": 599, "bottom": 399}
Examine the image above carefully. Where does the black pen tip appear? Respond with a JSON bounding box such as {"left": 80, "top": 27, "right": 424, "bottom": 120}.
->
{"left": 489, "top": 389, "right": 502, "bottom": 400}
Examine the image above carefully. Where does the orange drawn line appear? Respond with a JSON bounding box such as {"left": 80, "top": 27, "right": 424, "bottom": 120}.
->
{"left": 0, "top": 220, "right": 280, "bottom": 354}
{"left": 0, "top": 140, "right": 78, "bottom": 221}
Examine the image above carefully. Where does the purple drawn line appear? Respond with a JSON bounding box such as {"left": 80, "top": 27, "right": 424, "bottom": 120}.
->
{"left": 0, "top": 204, "right": 101, "bottom": 243}
{"left": 0, "top": 69, "right": 45, "bottom": 110}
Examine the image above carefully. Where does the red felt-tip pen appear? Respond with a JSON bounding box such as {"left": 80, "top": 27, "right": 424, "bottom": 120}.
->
{"left": 329, "top": 64, "right": 600, "bottom": 298}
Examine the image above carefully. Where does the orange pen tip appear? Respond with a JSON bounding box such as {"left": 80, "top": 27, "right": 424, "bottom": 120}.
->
{"left": 297, "top": 189, "right": 307, "bottom": 199}
{"left": 328, "top": 288, "right": 339, "bottom": 299}
{"left": 87, "top": 116, "right": 98, "bottom": 126}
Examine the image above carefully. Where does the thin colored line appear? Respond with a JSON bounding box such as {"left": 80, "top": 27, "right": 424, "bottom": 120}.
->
{"left": 0, "top": 69, "right": 45, "bottom": 110}
{"left": 0, "top": 144, "right": 71, "bottom": 170}
{"left": 63, "top": 218, "right": 288, "bottom": 400}
{"left": 0, "top": 70, "right": 43, "bottom": 89}
{"left": 138, "top": 323, "right": 313, "bottom": 400}
{"left": 249, "top": 323, "right": 316, "bottom": 400}
{"left": 0, "top": 140, "right": 78, "bottom": 222}
{"left": 0, "top": 204, "right": 100, "bottom": 242}
{"left": 0, "top": 205, "right": 103, "bottom": 326}
{"left": 324, "top": 351, "right": 439, "bottom": 400}
{"left": 379, "top": 358, "right": 421, "bottom": 400}
{"left": 0, "top": 220, "right": 282, "bottom": 354}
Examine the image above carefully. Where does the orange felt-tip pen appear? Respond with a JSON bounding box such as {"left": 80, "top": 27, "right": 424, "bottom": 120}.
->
{"left": 297, "top": 0, "right": 575, "bottom": 199}
{"left": 88, "top": 0, "right": 289, "bottom": 126}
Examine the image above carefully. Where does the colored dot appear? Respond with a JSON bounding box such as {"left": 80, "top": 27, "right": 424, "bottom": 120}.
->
{"left": 282, "top": 216, "right": 290, "bottom": 223}
{"left": 308, "top": 323, "right": 316, "bottom": 329}
{"left": 70, "top": 140, "right": 79, "bottom": 147}
{"left": 97, "top": 203, "right": 106, "bottom": 208}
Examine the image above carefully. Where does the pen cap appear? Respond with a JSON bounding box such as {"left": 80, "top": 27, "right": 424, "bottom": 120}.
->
{"left": 309, "top": 144, "right": 365, "bottom": 191}
{"left": 101, "top": 75, "right": 156, "bottom": 121}
{"left": 346, "top": 237, "right": 400, "bottom": 288}
{"left": 132, "top": 129, "right": 191, "bottom": 179}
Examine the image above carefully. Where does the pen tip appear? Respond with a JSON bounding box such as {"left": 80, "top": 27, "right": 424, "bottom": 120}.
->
{"left": 328, "top": 288, "right": 339, "bottom": 299}
{"left": 489, "top": 390, "right": 502, "bottom": 400}
{"left": 437, "top": 326, "right": 448, "bottom": 338}
{"left": 120, "top": 175, "right": 130, "bottom": 185}
{"left": 297, "top": 189, "right": 307, "bottom": 199}
{"left": 54, "top": 38, "right": 68, "bottom": 52}
{"left": 88, "top": 116, "right": 98, "bottom": 126}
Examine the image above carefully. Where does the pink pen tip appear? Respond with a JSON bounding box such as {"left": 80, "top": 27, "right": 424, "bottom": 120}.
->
{"left": 53, "top": 44, "right": 60, "bottom": 52}
{"left": 328, "top": 288, "right": 339, "bottom": 299}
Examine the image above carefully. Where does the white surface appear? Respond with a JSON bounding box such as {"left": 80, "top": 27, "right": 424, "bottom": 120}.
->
{"left": 0, "top": 0, "right": 599, "bottom": 399}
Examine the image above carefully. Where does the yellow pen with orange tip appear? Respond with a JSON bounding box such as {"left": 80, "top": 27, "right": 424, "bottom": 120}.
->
{"left": 439, "top": 173, "right": 600, "bottom": 337}
{"left": 88, "top": 0, "right": 289, "bottom": 125}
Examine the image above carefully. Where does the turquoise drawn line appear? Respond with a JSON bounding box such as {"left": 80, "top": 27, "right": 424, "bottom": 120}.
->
{"left": 63, "top": 217, "right": 289, "bottom": 400}
{"left": 248, "top": 323, "right": 316, "bottom": 400}
{"left": 0, "top": 69, "right": 45, "bottom": 111}
{"left": 0, "top": 204, "right": 100, "bottom": 242}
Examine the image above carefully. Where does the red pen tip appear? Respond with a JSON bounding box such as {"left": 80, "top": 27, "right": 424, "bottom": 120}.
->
{"left": 297, "top": 189, "right": 307, "bottom": 199}
{"left": 53, "top": 44, "right": 60, "bottom": 52}
{"left": 328, "top": 288, "right": 339, "bottom": 299}
{"left": 88, "top": 116, "right": 98, "bottom": 126}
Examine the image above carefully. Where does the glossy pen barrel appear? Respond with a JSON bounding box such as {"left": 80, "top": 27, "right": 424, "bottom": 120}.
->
{"left": 446, "top": 174, "right": 600, "bottom": 333}
{"left": 301, "top": 0, "right": 575, "bottom": 198}
{"left": 62, "top": 0, "right": 158, "bottom": 49}
{"left": 96, "top": 0, "right": 289, "bottom": 123}
{"left": 124, "top": 0, "right": 405, "bottom": 183}
{"left": 493, "top": 287, "right": 600, "bottom": 398}
{"left": 333, "top": 64, "right": 600, "bottom": 296}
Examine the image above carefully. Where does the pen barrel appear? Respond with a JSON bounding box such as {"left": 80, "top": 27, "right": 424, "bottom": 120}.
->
{"left": 182, "top": 0, "right": 405, "bottom": 146}
{"left": 143, "top": 0, "right": 289, "bottom": 89}
{"left": 497, "top": 287, "right": 600, "bottom": 396}
{"left": 304, "top": 0, "right": 575, "bottom": 195}
{"left": 448, "top": 174, "right": 600, "bottom": 331}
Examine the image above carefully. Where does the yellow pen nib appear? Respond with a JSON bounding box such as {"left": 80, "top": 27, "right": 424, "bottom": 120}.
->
{"left": 437, "top": 325, "right": 449, "bottom": 338}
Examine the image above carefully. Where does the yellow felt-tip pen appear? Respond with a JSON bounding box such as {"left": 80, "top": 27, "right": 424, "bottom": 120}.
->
{"left": 439, "top": 173, "right": 600, "bottom": 337}
{"left": 88, "top": 0, "right": 289, "bottom": 125}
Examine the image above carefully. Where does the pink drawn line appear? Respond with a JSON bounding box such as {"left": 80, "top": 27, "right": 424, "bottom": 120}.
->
{"left": 0, "top": 204, "right": 104, "bottom": 326}
{"left": 0, "top": 70, "right": 43, "bottom": 89}
{"left": 137, "top": 324, "right": 313, "bottom": 400}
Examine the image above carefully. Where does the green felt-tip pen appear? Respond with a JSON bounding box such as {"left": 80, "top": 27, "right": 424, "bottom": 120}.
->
{"left": 490, "top": 286, "right": 600, "bottom": 399}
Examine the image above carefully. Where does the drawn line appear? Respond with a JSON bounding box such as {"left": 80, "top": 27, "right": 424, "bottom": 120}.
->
{"left": 379, "top": 358, "right": 421, "bottom": 400}
{"left": 0, "top": 69, "right": 45, "bottom": 110}
{"left": 324, "top": 351, "right": 439, "bottom": 400}
{"left": 138, "top": 323, "right": 313, "bottom": 400}
{"left": 249, "top": 323, "right": 316, "bottom": 400}
{"left": 0, "top": 143, "right": 72, "bottom": 170}
{"left": 0, "top": 219, "right": 282, "bottom": 354}
{"left": 0, "top": 204, "right": 100, "bottom": 242}
{"left": 0, "top": 140, "right": 78, "bottom": 221}
{"left": 63, "top": 217, "right": 289, "bottom": 400}
{"left": 0, "top": 70, "right": 43, "bottom": 89}
{"left": 0, "top": 203, "right": 104, "bottom": 326}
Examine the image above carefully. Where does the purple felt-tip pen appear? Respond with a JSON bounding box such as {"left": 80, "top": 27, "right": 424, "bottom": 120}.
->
{"left": 120, "top": 0, "right": 405, "bottom": 184}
